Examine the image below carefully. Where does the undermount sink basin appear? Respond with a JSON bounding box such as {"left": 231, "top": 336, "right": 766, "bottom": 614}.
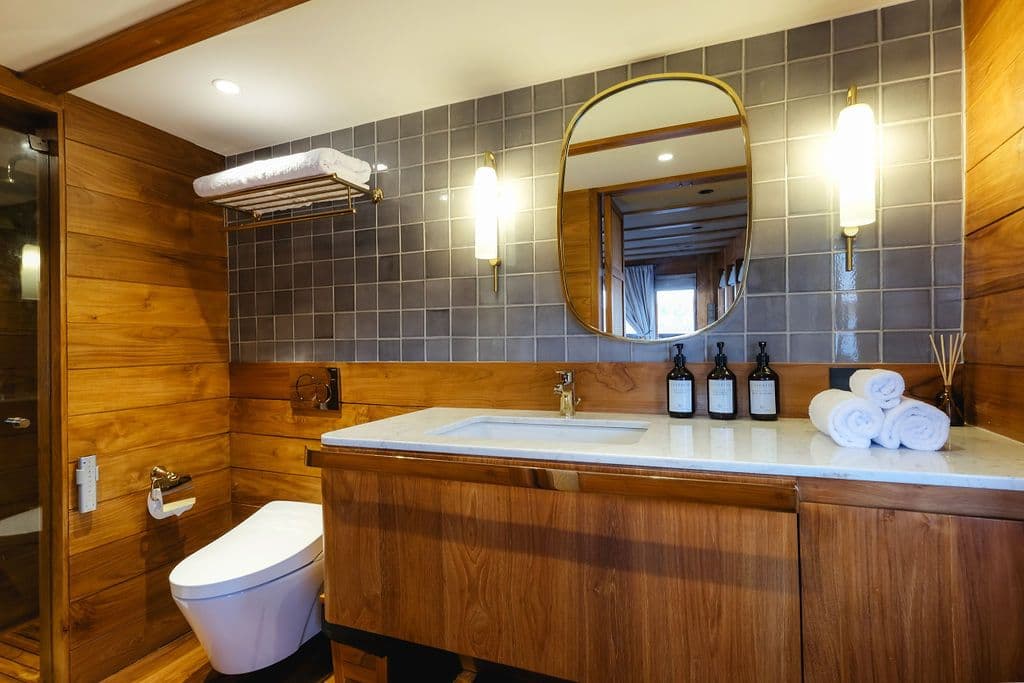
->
{"left": 429, "top": 415, "right": 650, "bottom": 445}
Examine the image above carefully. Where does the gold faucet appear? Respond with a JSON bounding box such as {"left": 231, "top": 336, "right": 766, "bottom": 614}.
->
{"left": 554, "top": 370, "right": 581, "bottom": 418}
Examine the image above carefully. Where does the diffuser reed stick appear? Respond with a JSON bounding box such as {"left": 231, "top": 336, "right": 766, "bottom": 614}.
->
{"left": 929, "top": 332, "right": 965, "bottom": 425}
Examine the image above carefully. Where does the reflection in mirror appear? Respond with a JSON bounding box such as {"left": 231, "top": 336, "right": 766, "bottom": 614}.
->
{"left": 558, "top": 75, "right": 751, "bottom": 342}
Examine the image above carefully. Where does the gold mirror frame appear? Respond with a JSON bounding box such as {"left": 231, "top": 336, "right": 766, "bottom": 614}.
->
{"left": 555, "top": 72, "right": 753, "bottom": 343}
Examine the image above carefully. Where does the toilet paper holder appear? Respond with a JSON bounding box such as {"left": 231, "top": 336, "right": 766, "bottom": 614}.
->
{"left": 148, "top": 465, "right": 196, "bottom": 519}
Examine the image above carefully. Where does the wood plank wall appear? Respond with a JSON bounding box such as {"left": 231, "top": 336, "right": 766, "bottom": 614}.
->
{"left": 62, "top": 97, "right": 229, "bottom": 682}
{"left": 963, "top": 0, "right": 1024, "bottom": 440}
{"left": 228, "top": 361, "right": 943, "bottom": 515}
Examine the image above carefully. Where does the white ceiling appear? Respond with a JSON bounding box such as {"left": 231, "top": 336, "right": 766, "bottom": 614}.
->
{"left": 0, "top": 0, "right": 897, "bottom": 156}
{"left": 0, "top": 0, "right": 183, "bottom": 71}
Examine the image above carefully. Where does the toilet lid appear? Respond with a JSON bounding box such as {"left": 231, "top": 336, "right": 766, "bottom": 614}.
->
{"left": 169, "top": 500, "right": 323, "bottom": 600}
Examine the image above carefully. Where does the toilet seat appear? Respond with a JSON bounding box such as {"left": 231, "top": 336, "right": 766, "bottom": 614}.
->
{"left": 170, "top": 500, "right": 323, "bottom": 600}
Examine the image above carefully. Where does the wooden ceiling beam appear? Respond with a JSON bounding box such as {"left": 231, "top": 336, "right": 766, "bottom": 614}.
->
{"left": 20, "top": 0, "right": 313, "bottom": 94}
{"left": 625, "top": 210, "right": 749, "bottom": 233}
{"left": 620, "top": 196, "right": 747, "bottom": 217}
{"left": 623, "top": 214, "right": 748, "bottom": 240}
{"left": 568, "top": 115, "right": 741, "bottom": 156}
{"left": 597, "top": 166, "right": 747, "bottom": 196}
{"left": 626, "top": 247, "right": 728, "bottom": 260}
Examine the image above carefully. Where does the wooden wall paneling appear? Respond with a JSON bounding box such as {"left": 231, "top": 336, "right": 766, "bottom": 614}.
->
{"left": 965, "top": 46, "right": 1024, "bottom": 169}
{"left": 62, "top": 96, "right": 229, "bottom": 679}
{"left": 335, "top": 361, "right": 941, "bottom": 418}
{"left": 963, "top": 289, "right": 1024, "bottom": 366}
{"left": 68, "top": 468, "right": 232, "bottom": 556}
{"left": 963, "top": 0, "right": 1024, "bottom": 164}
{"left": 66, "top": 277, "right": 227, "bottom": 327}
{"left": 65, "top": 186, "right": 224, "bottom": 257}
{"left": 964, "top": 0, "right": 1024, "bottom": 440}
{"left": 963, "top": 209, "right": 1024, "bottom": 298}
{"left": 68, "top": 503, "right": 231, "bottom": 600}
{"left": 800, "top": 502, "right": 1024, "bottom": 682}
{"left": 964, "top": 127, "right": 1024, "bottom": 234}
{"left": 67, "top": 322, "right": 228, "bottom": 369}
{"left": 230, "top": 432, "right": 321, "bottom": 477}
{"left": 963, "top": 363, "right": 1024, "bottom": 440}
{"left": 65, "top": 232, "right": 227, "bottom": 292}
{"left": 65, "top": 434, "right": 229, "bottom": 508}
{"left": 68, "top": 563, "right": 188, "bottom": 682}
{"left": 62, "top": 97, "right": 221, "bottom": 177}
{"left": 65, "top": 139, "right": 202, "bottom": 210}
{"left": 231, "top": 467, "right": 322, "bottom": 507}
{"left": 67, "top": 398, "right": 229, "bottom": 456}
{"left": 67, "top": 364, "right": 229, "bottom": 416}
{"left": 230, "top": 398, "right": 414, "bottom": 440}
{"left": 559, "top": 189, "right": 601, "bottom": 328}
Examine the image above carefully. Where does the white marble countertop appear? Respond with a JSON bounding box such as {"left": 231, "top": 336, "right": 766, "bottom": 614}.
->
{"left": 320, "top": 407, "right": 1024, "bottom": 491}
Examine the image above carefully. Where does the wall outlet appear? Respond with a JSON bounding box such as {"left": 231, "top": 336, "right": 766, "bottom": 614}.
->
{"left": 75, "top": 455, "right": 99, "bottom": 513}
{"left": 829, "top": 367, "right": 859, "bottom": 391}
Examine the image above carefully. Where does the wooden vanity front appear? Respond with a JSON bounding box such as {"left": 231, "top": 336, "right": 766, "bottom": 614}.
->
{"left": 312, "top": 447, "right": 802, "bottom": 681}
{"left": 311, "top": 440, "right": 1024, "bottom": 683}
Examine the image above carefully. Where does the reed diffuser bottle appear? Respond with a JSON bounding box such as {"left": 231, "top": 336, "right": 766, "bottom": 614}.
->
{"left": 930, "top": 333, "right": 965, "bottom": 427}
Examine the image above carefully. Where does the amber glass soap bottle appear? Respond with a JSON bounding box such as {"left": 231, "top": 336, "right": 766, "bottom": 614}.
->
{"left": 707, "top": 341, "right": 737, "bottom": 420}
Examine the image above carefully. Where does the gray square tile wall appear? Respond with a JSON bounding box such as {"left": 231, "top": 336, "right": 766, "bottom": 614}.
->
{"left": 228, "top": 0, "right": 963, "bottom": 364}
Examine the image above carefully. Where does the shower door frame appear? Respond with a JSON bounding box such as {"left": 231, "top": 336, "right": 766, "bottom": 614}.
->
{"left": 0, "top": 71, "right": 67, "bottom": 683}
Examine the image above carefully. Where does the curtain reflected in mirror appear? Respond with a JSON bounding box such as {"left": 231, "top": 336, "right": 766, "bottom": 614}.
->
{"left": 557, "top": 74, "right": 751, "bottom": 342}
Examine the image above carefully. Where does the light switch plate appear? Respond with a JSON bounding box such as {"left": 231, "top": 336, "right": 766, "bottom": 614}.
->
{"left": 75, "top": 455, "right": 99, "bottom": 513}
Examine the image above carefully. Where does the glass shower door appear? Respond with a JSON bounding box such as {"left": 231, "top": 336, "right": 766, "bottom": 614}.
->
{"left": 0, "top": 126, "right": 45, "bottom": 679}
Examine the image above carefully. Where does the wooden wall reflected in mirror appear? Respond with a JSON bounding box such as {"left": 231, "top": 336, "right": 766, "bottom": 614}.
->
{"left": 557, "top": 74, "right": 751, "bottom": 342}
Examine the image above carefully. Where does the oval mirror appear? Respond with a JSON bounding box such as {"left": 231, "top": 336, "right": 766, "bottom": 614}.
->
{"left": 557, "top": 74, "right": 751, "bottom": 342}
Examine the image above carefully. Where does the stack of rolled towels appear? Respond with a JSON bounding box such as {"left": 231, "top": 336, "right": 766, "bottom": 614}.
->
{"left": 808, "top": 369, "right": 950, "bottom": 451}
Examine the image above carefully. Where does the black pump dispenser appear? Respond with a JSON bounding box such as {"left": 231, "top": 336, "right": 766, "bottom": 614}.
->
{"left": 748, "top": 341, "right": 780, "bottom": 421}
{"left": 707, "top": 341, "right": 737, "bottom": 419}
{"left": 667, "top": 343, "right": 695, "bottom": 418}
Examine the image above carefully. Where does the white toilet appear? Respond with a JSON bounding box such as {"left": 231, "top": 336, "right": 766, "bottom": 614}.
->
{"left": 169, "top": 500, "right": 325, "bottom": 674}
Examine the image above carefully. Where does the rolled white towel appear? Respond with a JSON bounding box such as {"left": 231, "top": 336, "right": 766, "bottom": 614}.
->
{"left": 809, "top": 389, "right": 885, "bottom": 449}
{"left": 874, "top": 397, "right": 950, "bottom": 451}
{"left": 849, "top": 369, "right": 905, "bottom": 410}
{"left": 193, "top": 148, "right": 372, "bottom": 198}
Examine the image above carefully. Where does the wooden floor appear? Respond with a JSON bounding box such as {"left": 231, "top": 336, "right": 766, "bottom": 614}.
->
{"left": 103, "top": 631, "right": 334, "bottom": 683}
{"left": 0, "top": 619, "right": 40, "bottom": 682}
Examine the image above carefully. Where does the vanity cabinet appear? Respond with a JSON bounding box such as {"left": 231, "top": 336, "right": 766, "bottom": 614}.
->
{"left": 800, "top": 502, "right": 1024, "bottom": 682}
{"left": 317, "top": 448, "right": 802, "bottom": 682}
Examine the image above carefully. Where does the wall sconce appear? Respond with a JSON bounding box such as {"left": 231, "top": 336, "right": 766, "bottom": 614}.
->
{"left": 20, "top": 243, "right": 39, "bottom": 301}
{"left": 474, "top": 151, "right": 501, "bottom": 292}
{"left": 834, "top": 85, "right": 877, "bottom": 272}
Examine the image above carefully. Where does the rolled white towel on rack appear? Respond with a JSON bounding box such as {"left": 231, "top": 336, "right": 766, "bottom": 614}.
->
{"left": 809, "top": 389, "right": 885, "bottom": 449}
{"left": 849, "top": 369, "right": 905, "bottom": 410}
{"left": 873, "top": 397, "right": 950, "bottom": 451}
{"left": 193, "top": 147, "right": 372, "bottom": 198}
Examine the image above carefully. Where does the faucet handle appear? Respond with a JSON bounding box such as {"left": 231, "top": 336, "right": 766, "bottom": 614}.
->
{"left": 555, "top": 369, "right": 573, "bottom": 383}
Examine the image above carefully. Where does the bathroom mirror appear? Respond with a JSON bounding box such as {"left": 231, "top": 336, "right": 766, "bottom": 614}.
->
{"left": 557, "top": 74, "right": 751, "bottom": 341}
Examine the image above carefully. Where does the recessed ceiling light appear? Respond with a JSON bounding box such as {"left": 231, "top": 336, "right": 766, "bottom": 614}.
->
{"left": 439, "top": 194, "right": 449, "bottom": 201}
{"left": 698, "top": 188, "right": 714, "bottom": 195}
{"left": 211, "top": 79, "right": 240, "bottom": 95}
{"left": 657, "top": 152, "right": 674, "bottom": 162}
{"left": 374, "top": 163, "right": 388, "bottom": 171}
